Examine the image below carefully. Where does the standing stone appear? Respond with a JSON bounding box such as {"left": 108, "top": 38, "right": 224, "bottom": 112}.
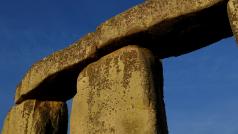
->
{"left": 70, "top": 45, "right": 167, "bottom": 134}
{"left": 228, "top": 0, "right": 238, "bottom": 43}
{"left": 2, "top": 100, "right": 68, "bottom": 134}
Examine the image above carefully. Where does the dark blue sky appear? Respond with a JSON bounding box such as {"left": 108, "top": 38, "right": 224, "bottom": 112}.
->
{"left": 1, "top": 0, "right": 238, "bottom": 133}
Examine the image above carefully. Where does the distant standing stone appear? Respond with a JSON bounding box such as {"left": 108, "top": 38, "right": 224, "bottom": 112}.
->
{"left": 2, "top": 100, "right": 68, "bottom": 134}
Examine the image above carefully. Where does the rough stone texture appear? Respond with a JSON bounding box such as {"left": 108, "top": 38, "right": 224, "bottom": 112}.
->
{"left": 70, "top": 45, "right": 167, "bottom": 134}
{"left": 15, "top": 0, "right": 232, "bottom": 104}
{"left": 228, "top": 0, "right": 238, "bottom": 43}
{"left": 1, "top": 100, "right": 68, "bottom": 134}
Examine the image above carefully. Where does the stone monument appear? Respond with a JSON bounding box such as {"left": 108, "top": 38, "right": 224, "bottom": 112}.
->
{"left": 2, "top": 0, "right": 238, "bottom": 133}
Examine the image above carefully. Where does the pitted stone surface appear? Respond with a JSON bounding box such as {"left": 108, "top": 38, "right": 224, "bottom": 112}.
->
{"left": 70, "top": 46, "right": 167, "bottom": 134}
{"left": 228, "top": 0, "right": 238, "bottom": 42}
{"left": 15, "top": 0, "right": 232, "bottom": 104}
{"left": 1, "top": 100, "right": 68, "bottom": 134}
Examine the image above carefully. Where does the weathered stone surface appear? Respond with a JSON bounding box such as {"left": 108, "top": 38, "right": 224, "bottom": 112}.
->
{"left": 2, "top": 100, "right": 68, "bottom": 134}
{"left": 15, "top": 0, "right": 232, "bottom": 104}
{"left": 228, "top": 0, "right": 238, "bottom": 42}
{"left": 70, "top": 45, "right": 167, "bottom": 134}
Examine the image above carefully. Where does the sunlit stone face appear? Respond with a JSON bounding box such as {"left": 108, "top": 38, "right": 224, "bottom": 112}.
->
{"left": 70, "top": 45, "right": 167, "bottom": 134}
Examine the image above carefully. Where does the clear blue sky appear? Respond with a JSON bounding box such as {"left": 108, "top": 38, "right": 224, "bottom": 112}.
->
{"left": 0, "top": 0, "right": 238, "bottom": 133}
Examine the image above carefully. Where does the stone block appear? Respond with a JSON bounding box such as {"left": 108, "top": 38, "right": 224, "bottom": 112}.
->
{"left": 228, "top": 0, "right": 238, "bottom": 43}
{"left": 70, "top": 45, "right": 167, "bottom": 134}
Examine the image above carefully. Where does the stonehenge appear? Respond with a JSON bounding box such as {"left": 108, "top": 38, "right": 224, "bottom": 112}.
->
{"left": 2, "top": 0, "right": 238, "bottom": 133}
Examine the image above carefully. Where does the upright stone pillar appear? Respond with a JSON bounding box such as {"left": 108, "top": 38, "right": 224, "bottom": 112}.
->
{"left": 2, "top": 100, "right": 68, "bottom": 134}
{"left": 228, "top": 0, "right": 238, "bottom": 43}
{"left": 70, "top": 45, "right": 168, "bottom": 134}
